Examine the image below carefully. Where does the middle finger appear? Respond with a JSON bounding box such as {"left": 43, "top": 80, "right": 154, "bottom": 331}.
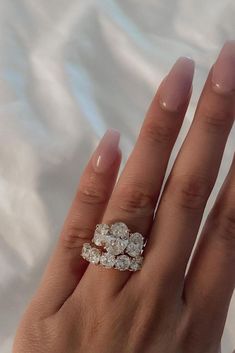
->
{"left": 81, "top": 57, "right": 194, "bottom": 294}
{"left": 143, "top": 41, "right": 235, "bottom": 292}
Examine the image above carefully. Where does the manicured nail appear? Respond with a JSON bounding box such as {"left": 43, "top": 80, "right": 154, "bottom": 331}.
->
{"left": 212, "top": 40, "right": 235, "bottom": 94}
{"left": 92, "top": 129, "right": 120, "bottom": 173}
{"left": 159, "top": 57, "right": 195, "bottom": 112}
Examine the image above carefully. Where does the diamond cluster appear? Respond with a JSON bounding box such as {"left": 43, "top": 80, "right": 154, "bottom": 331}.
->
{"left": 81, "top": 222, "right": 145, "bottom": 271}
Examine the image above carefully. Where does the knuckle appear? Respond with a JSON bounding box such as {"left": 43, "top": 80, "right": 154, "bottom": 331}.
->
{"left": 77, "top": 181, "right": 108, "bottom": 206}
{"left": 62, "top": 223, "right": 93, "bottom": 249}
{"left": 61, "top": 177, "right": 109, "bottom": 250}
{"left": 215, "top": 206, "right": 235, "bottom": 246}
{"left": 114, "top": 182, "right": 156, "bottom": 216}
{"left": 200, "top": 107, "right": 231, "bottom": 134}
{"left": 140, "top": 120, "right": 175, "bottom": 145}
{"left": 168, "top": 174, "right": 211, "bottom": 211}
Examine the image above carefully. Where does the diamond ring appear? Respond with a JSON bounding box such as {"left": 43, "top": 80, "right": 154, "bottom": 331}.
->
{"left": 81, "top": 222, "right": 146, "bottom": 271}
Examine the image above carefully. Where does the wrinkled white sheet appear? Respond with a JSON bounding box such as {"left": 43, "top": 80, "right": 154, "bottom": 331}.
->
{"left": 0, "top": 0, "right": 234, "bottom": 352}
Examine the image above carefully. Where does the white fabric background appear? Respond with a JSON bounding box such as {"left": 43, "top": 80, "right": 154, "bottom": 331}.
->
{"left": 0, "top": 0, "right": 234, "bottom": 352}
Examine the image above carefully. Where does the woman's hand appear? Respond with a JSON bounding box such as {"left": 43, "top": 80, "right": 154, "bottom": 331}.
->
{"left": 13, "top": 41, "right": 235, "bottom": 353}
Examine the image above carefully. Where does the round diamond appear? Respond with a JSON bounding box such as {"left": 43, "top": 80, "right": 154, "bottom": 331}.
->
{"left": 104, "top": 236, "right": 129, "bottom": 255}
{"left": 100, "top": 252, "right": 116, "bottom": 268}
{"left": 89, "top": 247, "right": 101, "bottom": 264}
{"left": 81, "top": 243, "right": 92, "bottom": 260}
{"left": 110, "top": 222, "right": 129, "bottom": 240}
{"left": 129, "top": 256, "right": 143, "bottom": 271}
{"left": 114, "top": 255, "right": 131, "bottom": 271}
{"left": 126, "top": 232, "right": 144, "bottom": 257}
{"left": 92, "top": 224, "right": 110, "bottom": 246}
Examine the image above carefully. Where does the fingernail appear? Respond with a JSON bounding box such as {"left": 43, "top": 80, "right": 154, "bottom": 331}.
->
{"left": 92, "top": 129, "right": 120, "bottom": 173}
{"left": 159, "top": 57, "right": 195, "bottom": 112}
{"left": 212, "top": 40, "right": 235, "bottom": 94}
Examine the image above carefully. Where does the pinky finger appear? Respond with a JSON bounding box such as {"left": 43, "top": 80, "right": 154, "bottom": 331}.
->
{"left": 30, "top": 129, "right": 121, "bottom": 317}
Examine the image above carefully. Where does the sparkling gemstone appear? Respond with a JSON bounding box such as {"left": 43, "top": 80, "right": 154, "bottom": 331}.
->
{"left": 81, "top": 243, "right": 92, "bottom": 260}
{"left": 99, "top": 252, "right": 116, "bottom": 268}
{"left": 92, "top": 224, "right": 110, "bottom": 246}
{"left": 104, "top": 236, "right": 129, "bottom": 255}
{"left": 114, "top": 255, "right": 131, "bottom": 271}
{"left": 129, "top": 255, "right": 143, "bottom": 271}
{"left": 89, "top": 247, "right": 101, "bottom": 264}
{"left": 126, "top": 232, "right": 144, "bottom": 257}
{"left": 110, "top": 222, "right": 129, "bottom": 240}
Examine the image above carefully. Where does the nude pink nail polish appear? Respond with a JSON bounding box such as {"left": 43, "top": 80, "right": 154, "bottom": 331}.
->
{"left": 159, "top": 57, "right": 195, "bottom": 112}
{"left": 92, "top": 129, "right": 120, "bottom": 173}
{"left": 212, "top": 40, "right": 235, "bottom": 94}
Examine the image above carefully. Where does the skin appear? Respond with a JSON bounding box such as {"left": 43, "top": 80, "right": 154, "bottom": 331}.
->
{"left": 13, "top": 51, "right": 235, "bottom": 353}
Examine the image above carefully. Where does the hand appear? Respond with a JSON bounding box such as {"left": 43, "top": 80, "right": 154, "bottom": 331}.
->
{"left": 13, "top": 41, "right": 235, "bottom": 353}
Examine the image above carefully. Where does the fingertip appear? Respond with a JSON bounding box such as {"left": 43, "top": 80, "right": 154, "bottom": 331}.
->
{"left": 91, "top": 129, "right": 121, "bottom": 173}
{"left": 159, "top": 56, "right": 195, "bottom": 112}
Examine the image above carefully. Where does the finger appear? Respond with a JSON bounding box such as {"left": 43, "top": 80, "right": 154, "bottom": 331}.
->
{"left": 182, "top": 154, "right": 235, "bottom": 344}
{"left": 31, "top": 129, "right": 121, "bottom": 317}
{"left": 143, "top": 41, "right": 235, "bottom": 291}
{"left": 79, "top": 57, "right": 195, "bottom": 294}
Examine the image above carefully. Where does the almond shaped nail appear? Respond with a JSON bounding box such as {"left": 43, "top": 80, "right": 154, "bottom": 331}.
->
{"left": 92, "top": 129, "right": 120, "bottom": 173}
{"left": 212, "top": 40, "right": 235, "bottom": 94}
{"left": 159, "top": 57, "right": 195, "bottom": 112}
